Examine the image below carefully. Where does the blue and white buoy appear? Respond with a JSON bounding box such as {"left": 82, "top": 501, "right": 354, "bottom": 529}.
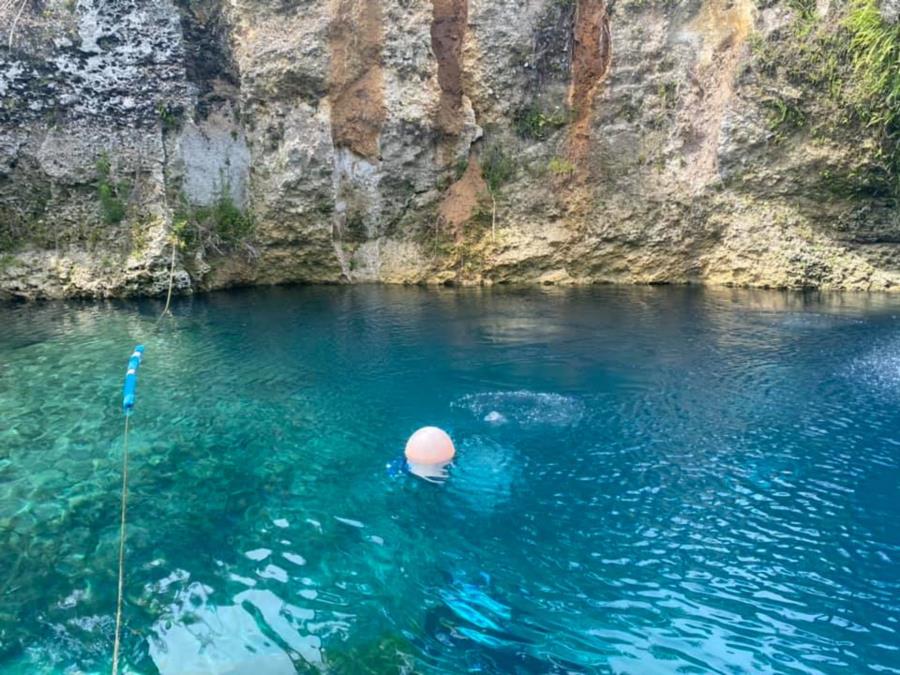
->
{"left": 122, "top": 345, "right": 144, "bottom": 415}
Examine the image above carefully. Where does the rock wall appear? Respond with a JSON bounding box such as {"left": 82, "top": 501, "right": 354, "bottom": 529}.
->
{"left": 0, "top": 0, "right": 898, "bottom": 298}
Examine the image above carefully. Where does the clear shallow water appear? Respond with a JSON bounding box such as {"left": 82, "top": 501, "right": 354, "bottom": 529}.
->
{"left": 0, "top": 285, "right": 898, "bottom": 674}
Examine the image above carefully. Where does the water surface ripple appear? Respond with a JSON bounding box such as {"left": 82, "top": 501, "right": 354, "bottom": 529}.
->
{"left": 0, "top": 286, "right": 898, "bottom": 673}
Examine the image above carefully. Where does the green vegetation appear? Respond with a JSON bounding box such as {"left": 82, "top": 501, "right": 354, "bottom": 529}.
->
{"left": 431, "top": 196, "right": 496, "bottom": 280}
{"left": 621, "top": 0, "right": 684, "bottom": 11}
{"left": 513, "top": 104, "right": 570, "bottom": 140}
{"left": 842, "top": 0, "right": 899, "bottom": 196}
{"left": 343, "top": 209, "right": 367, "bottom": 242}
{"left": 656, "top": 81, "right": 678, "bottom": 114}
{"left": 762, "top": 97, "right": 807, "bottom": 139}
{"left": 751, "top": 0, "right": 899, "bottom": 198}
{"left": 130, "top": 218, "right": 151, "bottom": 256}
{"left": 846, "top": 0, "right": 899, "bottom": 133}
{"left": 196, "top": 194, "right": 254, "bottom": 244}
{"left": 479, "top": 142, "right": 516, "bottom": 242}
{"left": 480, "top": 143, "right": 516, "bottom": 194}
{"left": 819, "top": 166, "right": 897, "bottom": 199}
{"left": 424, "top": 141, "right": 516, "bottom": 266}
{"left": 786, "top": 0, "right": 817, "bottom": 21}
{"left": 174, "top": 185, "right": 255, "bottom": 255}
{"left": 156, "top": 102, "right": 182, "bottom": 132}
{"left": 548, "top": 156, "right": 576, "bottom": 177}
{"left": 95, "top": 154, "right": 129, "bottom": 225}
{"left": 454, "top": 156, "right": 469, "bottom": 180}
{"left": 314, "top": 195, "right": 335, "bottom": 216}
{"left": 0, "top": 182, "right": 52, "bottom": 251}
{"left": 170, "top": 215, "right": 189, "bottom": 249}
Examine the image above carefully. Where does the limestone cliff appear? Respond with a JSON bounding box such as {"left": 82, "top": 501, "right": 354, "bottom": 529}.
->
{"left": 0, "top": 0, "right": 897, "bottom": 298}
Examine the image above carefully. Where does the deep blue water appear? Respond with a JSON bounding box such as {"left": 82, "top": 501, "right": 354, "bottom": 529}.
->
{"left": 0, "top": 285, "right": 898, "bottom": 674}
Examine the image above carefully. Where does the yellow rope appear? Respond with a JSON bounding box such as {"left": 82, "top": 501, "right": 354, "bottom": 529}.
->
{"left": 111, "top": 414, "right": 130, "bottom": 675}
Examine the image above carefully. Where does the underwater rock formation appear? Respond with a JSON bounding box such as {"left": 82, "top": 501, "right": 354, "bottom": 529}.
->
{"left": 0, "top": 0, "right": 898, "bottom": 297}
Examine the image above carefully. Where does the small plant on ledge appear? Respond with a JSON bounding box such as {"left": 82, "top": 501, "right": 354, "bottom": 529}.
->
{"left": 173, "top": 183, "right": 256, "bottom": 258}
{"left": 95, "top": 153, "right": 130, "bottom": 226}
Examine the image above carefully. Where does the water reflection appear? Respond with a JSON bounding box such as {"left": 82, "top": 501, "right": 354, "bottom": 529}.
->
{"left": 148, "top": 582, "right": 323, "bottom": 674}
{"left": 406, "top": 460, "right": 452, "bottom": 482}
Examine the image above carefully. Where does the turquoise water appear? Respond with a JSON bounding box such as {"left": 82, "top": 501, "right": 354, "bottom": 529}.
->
{"left": 1, "top": 285, "right": 898, "bottom": 674}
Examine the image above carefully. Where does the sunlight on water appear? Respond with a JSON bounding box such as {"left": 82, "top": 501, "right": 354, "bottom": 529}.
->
{"left": 0, "top": 286, "right": 898, "bottom": 673}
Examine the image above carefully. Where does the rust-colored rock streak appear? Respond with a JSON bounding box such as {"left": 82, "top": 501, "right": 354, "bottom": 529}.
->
{"left": 438, "top": 155, "right": 486, "bottom": 233}
{"left": 431, "top": 0, "right": 468, "bottom": 138}
{"left": 568, "top": 0, "right": 611, "bottom": 171}
{"left": 328, "top": 0, "right": 386, "bottom": 158}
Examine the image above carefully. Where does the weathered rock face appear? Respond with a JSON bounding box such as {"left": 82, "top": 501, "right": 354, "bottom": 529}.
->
{"left": 0, "top": 0, "right": 897, "bottom": 298}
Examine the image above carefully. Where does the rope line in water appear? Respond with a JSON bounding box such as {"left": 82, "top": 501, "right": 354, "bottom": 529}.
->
{"left": 111, "top": 240, "right": 178, "bottom": 674}
{"left": 111, "top": 414, "right": 130, "bottom": 675}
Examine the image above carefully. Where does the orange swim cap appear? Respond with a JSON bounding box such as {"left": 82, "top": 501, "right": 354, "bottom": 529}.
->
{"left": 404, "top": 426, "right": 456, "bottom": 464}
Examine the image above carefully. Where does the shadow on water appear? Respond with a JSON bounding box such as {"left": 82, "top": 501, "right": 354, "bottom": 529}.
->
{"left": 0, "top": 284, "right": 898, "bottom": 673}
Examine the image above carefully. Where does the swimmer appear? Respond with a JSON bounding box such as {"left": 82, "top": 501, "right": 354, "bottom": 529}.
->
{"left": 483, "top": 411, "right": 507, "bottom": 425}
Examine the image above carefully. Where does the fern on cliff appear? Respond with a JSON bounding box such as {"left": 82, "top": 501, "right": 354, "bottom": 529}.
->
{"left": 844, "top": 0, "right": 900, "bottom": 197}
{"left": 764, "top": 0, "right": 900, "bottom": 197}
{"left": 846, "top": 0, "right": 900, "bottom": 133}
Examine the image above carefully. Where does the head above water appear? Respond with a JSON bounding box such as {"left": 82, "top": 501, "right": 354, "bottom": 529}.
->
{"left": 405, "top": 426, "right": 456, "bottom": 465}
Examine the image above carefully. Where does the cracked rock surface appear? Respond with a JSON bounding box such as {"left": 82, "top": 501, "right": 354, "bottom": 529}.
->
{"left": 0, "top": 0, "right": 898, "bottom": 298}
